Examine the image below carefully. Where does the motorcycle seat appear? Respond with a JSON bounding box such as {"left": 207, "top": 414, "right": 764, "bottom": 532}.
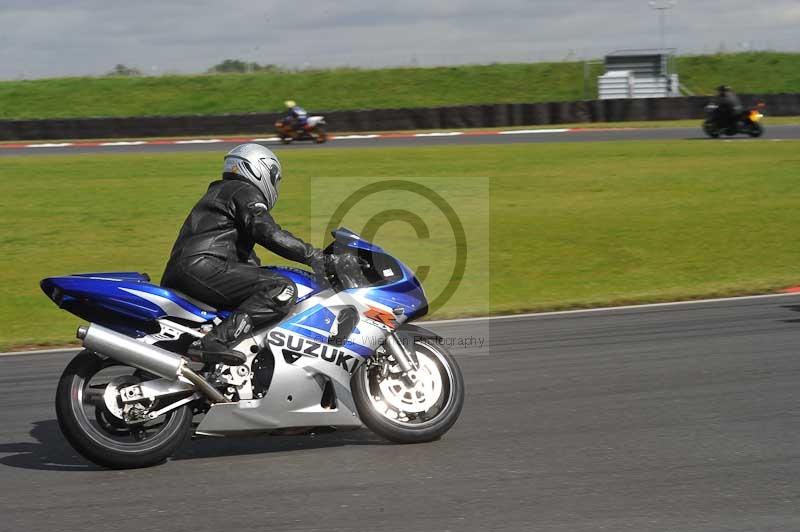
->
{"left": 165, "top": 287, "right": 218, "bottom": 313}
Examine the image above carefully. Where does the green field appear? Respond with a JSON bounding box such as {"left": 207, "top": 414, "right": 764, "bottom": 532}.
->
{"left": 1, "top": 139, "right": 799, "bottom": 350}
{"left": 1, "top": 52, "right": 799, "bottom": 120}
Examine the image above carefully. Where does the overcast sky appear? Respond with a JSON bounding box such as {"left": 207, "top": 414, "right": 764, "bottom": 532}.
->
{"left": 1, "top": 0, "right": 798, "bottom": 79}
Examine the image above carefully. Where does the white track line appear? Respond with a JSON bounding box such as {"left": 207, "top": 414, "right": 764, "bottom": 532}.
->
{"left": 414, "top": 132, "right": 464, "bottom": 137}
{"left": 498, "top": 129, "right": 570, "bottom": 135}
{"left": 332, "top": 134, "right": 381, "bottom": 140}
{"left": 174, "top": 139, "right": 223, "bottom": 144}
{"left": 5, "top": 126, "right": 658, "bottom": 151}
{"left": 0, "top": 347, "right": 80, "bottom": 357}
{"left": 422, "top": 292, "right": 800, "bottom": 325}
{"left": 3, "top": 292, "right": 799, "bottom": 356}
{"left": 25, "top": 142, "right": 73, "bottom": 148}
{"left": 99, "top": 141, "right": 148, "bottom": 146}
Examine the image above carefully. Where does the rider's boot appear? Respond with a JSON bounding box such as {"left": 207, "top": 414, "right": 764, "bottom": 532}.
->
{"left": 188, "top": 312, "right": 253, "bottom": 366}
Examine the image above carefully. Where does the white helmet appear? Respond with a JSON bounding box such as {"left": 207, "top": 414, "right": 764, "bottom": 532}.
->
{"left": 222, "top": 143, "right": 282, "bottom": 209}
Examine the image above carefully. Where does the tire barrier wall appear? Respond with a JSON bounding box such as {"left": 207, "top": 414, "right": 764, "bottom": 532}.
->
{"left": 1, "top": 93, "right": 798, "bottom": 141}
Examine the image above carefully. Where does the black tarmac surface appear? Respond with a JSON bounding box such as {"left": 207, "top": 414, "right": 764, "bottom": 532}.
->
{"left": 2, "top": 294, "right": 800, "bottom": 531}
{"left": 1, "top": 125, "right": 799, "bottom": 156}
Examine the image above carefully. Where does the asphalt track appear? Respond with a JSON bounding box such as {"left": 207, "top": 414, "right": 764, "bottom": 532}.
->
{"left": 1, "top": 124, "right": 800, "bottom": 156}
{"left": 3, "top": 294, "right": 800, "bottom": 531}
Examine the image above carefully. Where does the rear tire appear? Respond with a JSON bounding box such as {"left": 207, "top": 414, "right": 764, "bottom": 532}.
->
{"left": 703, "top": 119, "right": 720, "bottom": 138}
{"left": 748, "top": 122, "right": 764, "bottom": 138}
{"left": 352, "top": 340, "right": 464, "bottom": 443}
{"left": 55, "top": 350, "right": 193, "bottom": 469}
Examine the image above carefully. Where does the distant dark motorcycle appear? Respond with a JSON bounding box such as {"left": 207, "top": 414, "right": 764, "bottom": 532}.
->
{"left": 275, "top": 115, "right": 328, "bottom": 144}
{"left": 703, "top": 102, "right": 765, "bottom": 138}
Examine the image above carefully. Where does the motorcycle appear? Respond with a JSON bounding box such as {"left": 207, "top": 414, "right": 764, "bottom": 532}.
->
{"left": 703, "top": 102, "right": 765, "bottom": 138}
{"left": 275, "top": 115, "right": 328, "bottom": 144}
{"left": 42, "top": 228, "right": 464, "bottom": 469}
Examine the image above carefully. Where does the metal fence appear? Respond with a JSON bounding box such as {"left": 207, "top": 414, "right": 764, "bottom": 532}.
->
{"left": 1, "top": 93, "right": 798, "bottom": 141}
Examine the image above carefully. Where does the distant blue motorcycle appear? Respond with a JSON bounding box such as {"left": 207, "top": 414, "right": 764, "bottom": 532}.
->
{"left": 42, "top": 228, "right": 464, "bottom": 469}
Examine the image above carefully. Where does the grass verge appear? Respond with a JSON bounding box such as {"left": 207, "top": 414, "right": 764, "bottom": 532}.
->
{"left": 1, "top": 52, "right": 799, "bottom": 120}
{"left": 1, "top": 139, "right": 799, "bottom": 349}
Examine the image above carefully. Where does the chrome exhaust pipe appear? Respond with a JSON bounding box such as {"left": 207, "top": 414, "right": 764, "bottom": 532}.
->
{"left": 78, "top": 324, "right": 183, "bottom": 379}
{"left": 78, "top": 323, "right": 226, "bottom": 403}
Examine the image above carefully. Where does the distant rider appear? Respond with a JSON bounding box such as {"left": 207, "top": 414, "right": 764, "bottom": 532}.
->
{"left": 284, "top": 100, "right": 308, "bottom": 132}
{"left": 161, "top": 143, "right": 356, "bottom": 365}
{"left": 715, "top": 85, "right": 742, "bottom": 130}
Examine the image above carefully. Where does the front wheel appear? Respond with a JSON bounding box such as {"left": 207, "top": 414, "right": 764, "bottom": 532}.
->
{"left": 313, "top": 126, "right": 328, "bottom": 143}
{"left": 55, "top": 350, "right": 193, "bottom": 469}
{"left": 352, "top": 340, "right": 464, "bottom": 443}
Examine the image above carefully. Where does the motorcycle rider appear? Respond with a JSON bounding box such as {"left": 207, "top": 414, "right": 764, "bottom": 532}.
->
{"left": 283, "top": 100, "right": 308, "bottom": 132}
{"left": 715, "top": 85, "right": 742, "bottom": 130}
{"left": 161, "top": 143, "right": 350, "bottom": 365}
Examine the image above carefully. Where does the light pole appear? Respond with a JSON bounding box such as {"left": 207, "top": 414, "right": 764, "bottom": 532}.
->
{"left": 648, "top": 0, "right": 677, "bottom": 51}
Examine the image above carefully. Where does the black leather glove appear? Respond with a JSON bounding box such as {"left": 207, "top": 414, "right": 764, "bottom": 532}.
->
{"left": 331, "top": 253, "right": 365, "bottom": 271}
{"left": 309, "top": 252, "right": 328, "bottom": 279}
{"left": 306, "top": 249, "right": 327, "bottom": 279}
{"left": 320, "top": 254, "right": 368, "bottom": 286}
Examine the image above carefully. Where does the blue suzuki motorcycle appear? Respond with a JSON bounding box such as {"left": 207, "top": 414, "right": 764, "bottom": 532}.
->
{"left": 42, "top": 228, "right": 464, "bottom": 469}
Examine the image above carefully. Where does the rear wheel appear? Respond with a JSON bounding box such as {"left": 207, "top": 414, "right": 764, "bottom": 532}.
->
{"left": 352, "top": 340, "right": 464, "bottom": 443}
{"left": 748, "top": 122, "right": 764, "bottom": 138}
{"left": 55, "top": 350, "right": 193, "bottom": 469}
{"left": 703, "top": 119, "right": 720, "bottom": 138}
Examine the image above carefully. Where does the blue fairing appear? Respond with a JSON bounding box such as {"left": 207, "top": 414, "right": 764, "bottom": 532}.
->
{"left": 262, "top": 266, "right": 321, "bottom": 303}
{"left": 356, "top": 261, "right": 427, "bottom": 321}
{"left": 40, "top": 267, "right": 325, "bottom": 336}
{"left": 41, "top": 229, "right": 426, "bottom": 339}
{"left": 71, "top": 272, "right": 152, "bottom": 282}
{"left": 282, "top": 305, "right": 373, "bottom": 357}
{"left": 330, "top": 228, "right": 428, "bottom": 321}
{"left": 41, "top": 273, "right": 218, "bottom": 327}
{"left": 333, "top": 227, "right": 388, "bottom": 254}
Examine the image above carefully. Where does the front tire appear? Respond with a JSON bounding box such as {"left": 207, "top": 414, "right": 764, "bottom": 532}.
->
{"left": 55, "top": 350, "right": 193, "bottom": 469}
{"left": 313, "top": 126, "right": 328, "bottom": 143}
{"left": 352, "top": 340, "right": 464, "bottom": 443}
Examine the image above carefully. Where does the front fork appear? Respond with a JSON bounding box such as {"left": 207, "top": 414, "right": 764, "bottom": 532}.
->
{"left": 384, "top": 333, "right": 420, "bottom": 386}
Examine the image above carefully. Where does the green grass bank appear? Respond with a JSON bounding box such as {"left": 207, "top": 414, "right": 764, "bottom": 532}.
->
{"left": 1, "top": 52, "right": 799, "bottom": 120}
{"left": 2, "top": 139, "right": 799, "bottom": 349}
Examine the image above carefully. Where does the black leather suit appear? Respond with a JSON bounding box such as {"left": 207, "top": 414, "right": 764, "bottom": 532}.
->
{"left": 161, "top": 175, "right": 323, "bottom": 327}
{"left": 716, "top": 90, "right": 742, "bottom": 129}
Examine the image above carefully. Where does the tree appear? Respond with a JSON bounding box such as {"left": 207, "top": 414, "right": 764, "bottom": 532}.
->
{"left": 106, "top": 64, "right": 142, "bottom": 77}
{"left": 207, "top": 59, "right": 278, "bottom": 74}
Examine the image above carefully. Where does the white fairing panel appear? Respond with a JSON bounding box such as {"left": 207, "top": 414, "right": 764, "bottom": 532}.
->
{"left": 196, "top": 326, "right": 368, "bottom": 434}
{"left": 196, "top": 289, "right": 398, "bottom": 434}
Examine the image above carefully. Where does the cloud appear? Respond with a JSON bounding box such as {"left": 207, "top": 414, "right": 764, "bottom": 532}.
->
{"left": 0, "top": 0, "right": 797, "bottom": 79}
